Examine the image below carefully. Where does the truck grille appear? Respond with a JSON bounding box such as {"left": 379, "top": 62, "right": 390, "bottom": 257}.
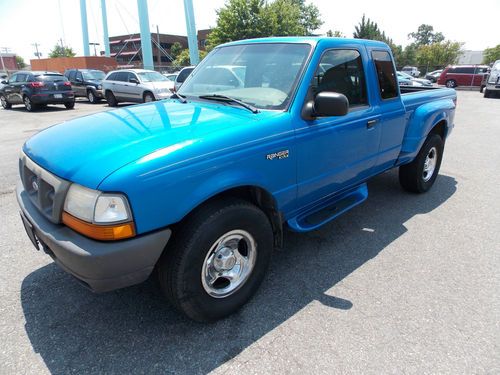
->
{"left": 19, "top": 152, "right": 71, "bottom": 224}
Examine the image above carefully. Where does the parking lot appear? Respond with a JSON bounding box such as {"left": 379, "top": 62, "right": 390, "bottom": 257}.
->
{"left": 0, "top": 92, "right": 499, "bottom": 374}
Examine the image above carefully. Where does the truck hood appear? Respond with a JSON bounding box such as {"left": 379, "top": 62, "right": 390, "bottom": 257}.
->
{"left": 24, "top": 100, "right": 278, "bottom": 188}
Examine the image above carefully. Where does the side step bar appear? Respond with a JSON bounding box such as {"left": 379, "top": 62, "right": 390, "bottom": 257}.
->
{"left": 287, "top": 183, "right": 368, "bottom": 232}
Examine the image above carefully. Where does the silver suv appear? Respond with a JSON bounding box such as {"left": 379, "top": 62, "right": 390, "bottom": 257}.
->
{"left": 102, "top": 69, "right": 174, "bottom": 106}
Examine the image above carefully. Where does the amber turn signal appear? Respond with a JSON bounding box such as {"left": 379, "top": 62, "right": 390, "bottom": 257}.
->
{"left": 62, "top": 212, "right": 135, "bottom": 241}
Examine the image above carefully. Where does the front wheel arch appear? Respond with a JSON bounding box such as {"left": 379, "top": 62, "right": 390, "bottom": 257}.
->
{"left": 173, "top": 185, "right": 283, "bottom": 248}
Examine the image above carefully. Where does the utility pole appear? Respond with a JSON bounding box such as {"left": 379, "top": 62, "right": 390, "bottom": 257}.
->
{"left": 137, "top": 0, "right": 154, "bottom": 70}
{"left": 32, "top": 43, "right": 41, "bottom": 59}
{"left": 100, "top": 0, "right": 110, "bottom": 57}
{"left": 80, "top": 0, "right": 90, "bottom": 56}
{"left": 89, "top": 42, "right": 100, "bottom": 56}
{"left": 156, "top": 25, "right": 161, "bottom": 69}
{"left": 183, "top": 0, "right": 200, "bottom": 65}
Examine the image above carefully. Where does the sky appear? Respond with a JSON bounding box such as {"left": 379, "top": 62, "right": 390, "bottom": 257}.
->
{"left": 0, "top": 0, "right": 499, "bottom": 63}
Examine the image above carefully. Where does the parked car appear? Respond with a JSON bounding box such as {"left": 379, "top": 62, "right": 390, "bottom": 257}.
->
{"left": 437, "top": 65, "right": 489, "bottom": 88}
{"left": 102, "top": 69, "right": 174, "bottom": 106}
{"left": 397, "top": 71, "right": 432, "bottom": 87}
{"left": 173, "top": 66, "right": 195, "bottom": 91}
{"left": 425, "top": 69, "right": 443, "bottom": 83}
{"left": 484, "top": 60, "right": 500, "bottom": 98}
{"left": 402, "top": 66, "right": 420, "bottom": 77}
{"left": 163, "top": 73, "right": 178, "bottom": 81}
{"left": 0, "top": 71, "right": 74, "bottom": 111}
{"left": 17, "top": 37, "right": 456, "bottom": 322}
{"left": 64, "top": 69, "right": 105, "bottom": 103}
{"left": 0, "top": 73, "right": 8, "bottom": 89}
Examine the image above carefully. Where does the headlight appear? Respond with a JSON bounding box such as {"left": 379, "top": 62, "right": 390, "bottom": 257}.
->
{"left": 97, "top": 85, "right": 102, "bottom": 90}
{"left": 63, "top": 184, "right": 135, "bottom": 240}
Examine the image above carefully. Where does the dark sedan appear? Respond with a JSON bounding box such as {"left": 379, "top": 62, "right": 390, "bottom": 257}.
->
{"left": 0, "top": 71, "right": 75, "bottom": 112}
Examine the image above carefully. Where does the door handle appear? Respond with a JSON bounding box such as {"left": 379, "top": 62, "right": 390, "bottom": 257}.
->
{"left": 367, "top": 119, "right": 378, "bottom": 129}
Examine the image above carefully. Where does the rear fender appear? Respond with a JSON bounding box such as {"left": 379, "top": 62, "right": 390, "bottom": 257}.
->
{"left": 399, "top": 98, "right": 454, "bottom": 161}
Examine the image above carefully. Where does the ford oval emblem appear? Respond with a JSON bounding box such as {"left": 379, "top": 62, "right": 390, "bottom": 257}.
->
{"left": 32, "top": 180, "right": 39, "bottom": 192}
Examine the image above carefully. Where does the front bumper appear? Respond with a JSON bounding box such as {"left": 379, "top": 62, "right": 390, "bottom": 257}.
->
{"left": 93, "top": 88, "right": 104, "bottom": 98}
{"left": 485, "top": 83, "right": 500, "bottom": 92}
{"left": 17, "top": 184, "right": 171, "bottom": 292}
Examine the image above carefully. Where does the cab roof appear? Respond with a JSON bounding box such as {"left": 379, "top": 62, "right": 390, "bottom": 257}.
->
{"left": 218, "top": 36, "right": 389, "bottom": 49}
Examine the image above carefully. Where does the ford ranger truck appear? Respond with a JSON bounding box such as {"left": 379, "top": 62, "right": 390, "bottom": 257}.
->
{"left": 17, "top": 37, "right": 456, "bottom": 322}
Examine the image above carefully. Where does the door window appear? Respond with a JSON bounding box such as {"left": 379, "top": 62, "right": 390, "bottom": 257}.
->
{"left": 115, "top": 72, "right": 129, "bottom": 82}
{"left": 311, "top": 49, "right": 367, "bottom": 106}
{"left": 68, "top": 71, "right": 76, "bottom": 81}
{"left": 8, "top": 74, "right": 18, "bottom": 83}
{"left": 372, "top": 50, "right": 398, "bottom": 100}
{"left": 15, "top": 73, "right": 28, "bottom": 82}
{"left": 76, "top": 72, "right": 83, "bottom": 81}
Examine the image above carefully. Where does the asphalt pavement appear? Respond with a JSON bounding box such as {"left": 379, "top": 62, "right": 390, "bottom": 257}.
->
{"left": 0, "top": 93, "right": 498, "bottom": 374}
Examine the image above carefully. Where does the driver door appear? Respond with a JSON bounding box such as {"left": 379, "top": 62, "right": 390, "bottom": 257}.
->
{"left": 295, "top": 48, "right": 382, "bottom": 208}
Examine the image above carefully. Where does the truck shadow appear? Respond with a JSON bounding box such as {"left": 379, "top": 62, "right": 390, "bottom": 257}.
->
{"left": 21, "top": 171, "right": 457, "bottom": 374}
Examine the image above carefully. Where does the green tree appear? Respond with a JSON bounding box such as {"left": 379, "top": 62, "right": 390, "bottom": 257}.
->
{"left": 326, "top": 29, "right": 345, "bottom": 38}
{"left": 15, "top": 56, "right": 26, "bottom": 68}
{"left": 399, "top": 44, "right": 418, "bottom": 67}
{"left": 483, "top": 44, "right": 500, "bottom": 64}
{"left": 408, "top": 24, "right": 445, "bottom": 46}
{"left": 48, "top": 44, "right": 76, "bottom": 58}
{"left": 170, "top": 42, "right": 183, "bottom": 59}
{"left": 207, "top": 0, "right": 322, "bottom": 48}
{"left": 173, "top": 49, "right": 208, "bottom": 66}
{"left": 353, "top": 14, "right": 381, "bottom": 40}
{"left": 415, "top": 41, "right": 463, "bottom": 68}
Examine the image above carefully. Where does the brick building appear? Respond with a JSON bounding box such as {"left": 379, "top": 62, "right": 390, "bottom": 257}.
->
{"left": 0, "top": 53, "right": 19, "bottom": 72}
{"left": 108, "top": 29, "right": 211, "bottom": 69}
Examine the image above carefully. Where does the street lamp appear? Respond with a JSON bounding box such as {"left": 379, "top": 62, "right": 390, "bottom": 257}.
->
{"left": 89, "top": 42, "right": 100, "bottom": 56}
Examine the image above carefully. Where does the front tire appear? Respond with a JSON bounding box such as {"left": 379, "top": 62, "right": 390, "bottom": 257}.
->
{"left": 105, "top": 90, "right": 118, "bottom": 107}
{"left": 158, "top": 198, "right": 274, "bottom": 322}
{"left": 0, "top": 94, "right": 11, "bottom": 109}
{"left": 143, "top": 91, "right": 155, "bottom": 103}
{"left": 399, "top": 133, "right": 444, "bottom": 193}
{"left": 445, "top": 79, "right": 457, "bottom": 88}
{"left": 87, "top": 90, "right": 100, "bottom": 103}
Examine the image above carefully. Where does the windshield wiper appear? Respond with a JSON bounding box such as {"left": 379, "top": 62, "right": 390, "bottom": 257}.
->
{"left": 198, "top": 94, "right": 259, "bottom": 114}
{"left": 170, "top": 92, "right": 187, "bottom": 103}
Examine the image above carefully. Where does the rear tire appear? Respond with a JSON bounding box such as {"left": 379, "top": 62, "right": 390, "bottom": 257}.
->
{"left": 23, "top": 96, "right": 37, "bottom": 112}
{"left": 64, "top": 101, "right": 75, "bottom": 109}
{"left": 0, "top": 94, "right": 11, "bottom": 109}
{"left": 399, "top": 133, "right": 444, "bottom": 193}
{"left": 105, "top": 90, "right": 118, "bottom": 107}
{"left": 158, "top": 198, "right": 274, "bottom": 322}
{"left": 445, "top": 79, "right": 457, "bottom": 88}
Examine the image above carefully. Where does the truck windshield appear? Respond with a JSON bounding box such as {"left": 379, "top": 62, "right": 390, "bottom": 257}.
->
{"left": 178, "top": 43, "right": 311, "bottom": 110}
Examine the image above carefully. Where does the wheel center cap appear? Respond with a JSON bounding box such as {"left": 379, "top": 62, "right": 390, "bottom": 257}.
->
{"left": 213, "top": 247, "right": 236, "bottom": 271}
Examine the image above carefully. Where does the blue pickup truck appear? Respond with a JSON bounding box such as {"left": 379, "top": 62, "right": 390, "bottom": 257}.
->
{"left": 17, "top": 37, "right": 456, "bottom": 322}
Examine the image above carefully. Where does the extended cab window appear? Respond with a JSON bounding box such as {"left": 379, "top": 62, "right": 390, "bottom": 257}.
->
{"left": 311, "top": 49, "right": 367, "bottom": 106}
{"left": 372, "top": 50, "right": 398, "bottom": 99}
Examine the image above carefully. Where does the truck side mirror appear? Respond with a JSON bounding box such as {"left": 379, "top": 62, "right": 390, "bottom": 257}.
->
{"left": 303, "top": 92, "right": 349, "bottom": 119}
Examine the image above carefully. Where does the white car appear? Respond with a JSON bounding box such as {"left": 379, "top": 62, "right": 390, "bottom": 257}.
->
{"left": 402, "top": 66, "right": 421, "bottom": 78}
{"left": 102, "top": 69, "right": 175, "bottom": 106}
